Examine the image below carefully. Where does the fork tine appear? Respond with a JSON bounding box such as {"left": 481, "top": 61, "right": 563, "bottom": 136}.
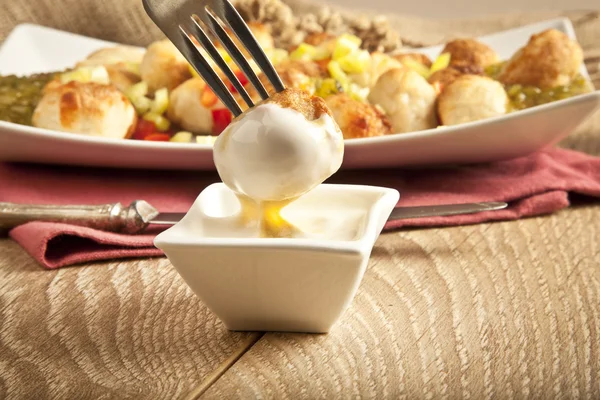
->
{"left": 179, "top": 25, "right": 243, "bottom": 117}
{"left": 219, "top": 0, "right": 285, "bottom": 93}
{"left": 204, "top": 8, "right": 270, "bottom": 100}
{"left": 190, "top": 15, "right": 254, "bottom": 109}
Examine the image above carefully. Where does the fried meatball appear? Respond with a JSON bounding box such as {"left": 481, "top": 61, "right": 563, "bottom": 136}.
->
{"left": 77, "top": 46, "right": 145, "bottom": 67}
{"left": 368, "top": 67, "right": 438, "bottom": 133}
{"left": 498, "top": 29, "right": 583, "bottom": 88}
{"left": 324, "top": 93, "right": 392, "bottom": 139}
{"left": 77, "top": 46, "right": 145, "bottom": 92}
{"left": 167, "top": 78, "right": 214, "bottom": 134}
{"left": 428, "top": 63, "right": 484, "bottom": 93}
{"left": 393, "top": 52, "right": 433, "bottom": 68}
{"left": 140, "top": 39, "right": 192, "bottom": 92}
{"left": 437, "top": 75, "right": 509, "bottom": 125}
{"left": 442, "top": 38, "right": 499, "bottom": 68}
{"left": 32, "top": 81, "right": 137, "bottom": 139}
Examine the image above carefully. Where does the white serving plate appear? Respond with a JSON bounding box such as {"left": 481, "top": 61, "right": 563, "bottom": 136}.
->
{"left": 0, "top": 19, "right": 599, "bottom": 170}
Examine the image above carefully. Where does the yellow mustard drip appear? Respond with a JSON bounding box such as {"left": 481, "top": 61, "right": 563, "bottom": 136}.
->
{"left": 236, "top": 194, "right": 301, "bottom": 238}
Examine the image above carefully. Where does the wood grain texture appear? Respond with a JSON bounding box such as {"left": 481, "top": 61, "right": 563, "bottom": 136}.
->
{"left": 0, "top": 239, "right": 259, "bottom": 400}
{"left": 201, "top": 206, "right": 600, "bottom": 399}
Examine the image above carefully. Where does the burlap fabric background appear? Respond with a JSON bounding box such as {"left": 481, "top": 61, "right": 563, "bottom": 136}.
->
{"left": 1, "top": 1, "right": 599, "bottom": 399}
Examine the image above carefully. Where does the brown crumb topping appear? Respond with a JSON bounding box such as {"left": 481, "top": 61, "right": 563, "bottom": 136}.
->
{"left": 252, "top": 88, "right": 332, "bottom": 121}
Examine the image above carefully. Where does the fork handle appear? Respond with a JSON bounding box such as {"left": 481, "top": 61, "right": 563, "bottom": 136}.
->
{"left": 0, "top": 202, "right": 151, "bottom": 234}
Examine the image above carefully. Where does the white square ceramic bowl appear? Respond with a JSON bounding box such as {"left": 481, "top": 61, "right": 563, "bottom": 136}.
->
{"left": 154, "top": 183, "right": 399, "bottom": 333}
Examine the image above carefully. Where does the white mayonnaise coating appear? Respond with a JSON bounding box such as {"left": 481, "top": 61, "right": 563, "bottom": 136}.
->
{"left": 213, "top": 103, "right": 344, "bottom": 202}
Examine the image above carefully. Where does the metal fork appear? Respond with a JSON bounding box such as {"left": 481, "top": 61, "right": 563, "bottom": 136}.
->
{"left": 143, "top": 0, "right": 285, "bottom": 117}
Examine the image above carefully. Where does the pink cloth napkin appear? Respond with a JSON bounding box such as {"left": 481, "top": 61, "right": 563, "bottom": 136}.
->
{"left": 2, "top": 147, "right": 600, "bottom": 269}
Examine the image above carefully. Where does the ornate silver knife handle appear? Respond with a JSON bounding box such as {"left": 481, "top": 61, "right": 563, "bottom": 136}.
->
{"left": 0, "top": 201, "right": 159, "bottom": 234}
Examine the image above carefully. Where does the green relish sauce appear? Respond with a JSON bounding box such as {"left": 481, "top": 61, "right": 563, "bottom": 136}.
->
{"left": 485, "top": 62, "right": 593, "bottom": 111}
{"left": 0, "top": 73, "right": 56, "bottom": 125}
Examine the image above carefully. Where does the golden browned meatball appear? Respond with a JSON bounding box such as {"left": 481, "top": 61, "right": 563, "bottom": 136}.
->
{"left": 167, "top": 78, "right": 214, "bottom": 134}
{"left": 393, "top": 52, "right": 433, "bottom": 68}
{"left": 77, "top": 46, "right": 145, "bottom": 67}
{"left": 76, "top": 46, "right": 145, "bottom": 92}
{"left": 498, "top": 29, "right": 583, "bottom": 89}
{"left": 33, "top": 81, "right": 137, "bottom": 139}
{"left": 324, "top": 93, "right": 392, "bottom": 139}
{"left": 368, "top": 67, "right": 438, "bottom": 133}
{"left": 442, "top": 38, "right": 499, "bottom": 68}
{"left": 438, "top": 75, "right": 509, "bottom": 126}
{"left": 428, "top": 64, "right": 484, "bottom": 93}
{"left": 140, "top": 39, "right": 192, "bottom": 92}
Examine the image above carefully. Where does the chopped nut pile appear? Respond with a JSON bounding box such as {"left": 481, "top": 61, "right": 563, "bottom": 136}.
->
{"left": 232, "top": 0, "right": 402, "bottom": 53}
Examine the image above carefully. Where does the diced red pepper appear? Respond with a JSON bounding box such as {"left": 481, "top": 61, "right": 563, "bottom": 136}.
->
{"left": 228, "top": 70, "right": 250, "bottom": 93}
{"left": 201, "top": 87, "right": 218, "bottom": 108}
{"left": 236, "top": 70, "right": 249, "bottom": 86}
{"left": 211, "top": 108, "right": 232, "bottom": 135}
{"left": 144, "top": 133, "right": 171, "bottom": 141}
{"left": 131, "top": 119, "right": 158, "bottom": 140}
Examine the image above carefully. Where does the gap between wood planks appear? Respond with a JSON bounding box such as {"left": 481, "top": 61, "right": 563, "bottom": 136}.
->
{"left": 183, "top": 332, "right": 265, "bottom": 400}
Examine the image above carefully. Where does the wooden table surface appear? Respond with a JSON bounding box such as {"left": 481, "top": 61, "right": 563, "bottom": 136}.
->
{"left": 1, "top": 6, "right": 600, "bottom": 400}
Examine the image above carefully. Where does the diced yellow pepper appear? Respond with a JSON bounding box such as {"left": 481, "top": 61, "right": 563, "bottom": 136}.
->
{"left": 337, "top": 49, "right": 370, "bottom": 73}
{"left": 313, "top": 46, "right": 331, "bottom": 61}
{"left": 125, "top": 81, "right": 151, "bottom": 114}
{"left": 125, "top": 81, "right": 148, "bottom": 100}
{"left": 143, "top": 112, "right": 171, "bottom": 131}
{"left": 60, "top": 69, "right": 89, "bottom": 84}
{"left": 289, "top": 43, "right": 330, "bottom": 61}
{"left": 315, "top": 78, "right": 339, "bottom": 98}
{"left": 151, "top": 88, "right": 169, "bottom": 115}
{"left": 327, "top": 60, "right": 349, "bottom": 91}
{"left": 170, "top": 131, "right": 193, "bottom": 143}
{"left": 60, "top": 66, "right": 110, "bottom": 85}
{"left": 132, "top": 96, "right": 152, "bottom": 114}
{"left": 218, "top": 48, "right": 232, "bottom": 64}
{"left": 347, "top": 83, "right": 370, "bottom": 102}
{"left": 265, "top": 48, "right": 289, "bottom": 65}
{"left": 332, "top": 34, "right": 362, "bottom": 60}
{"left": 290, "top": 43, "right": 317, "bottom": 61}
{"left": 124, "top": 62, "right": 141, "bottom": 76}
{"left": 89, "top": 66, "right": 110, "bottom": 84}
{"left": 188, "top": 64, "right": 200, "bottom": 78}
{"left": 401, "top": 59, "right": 431, "bottom": 79}
{"left": 430, "top": 52, "right": 451, "bottom": 74}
